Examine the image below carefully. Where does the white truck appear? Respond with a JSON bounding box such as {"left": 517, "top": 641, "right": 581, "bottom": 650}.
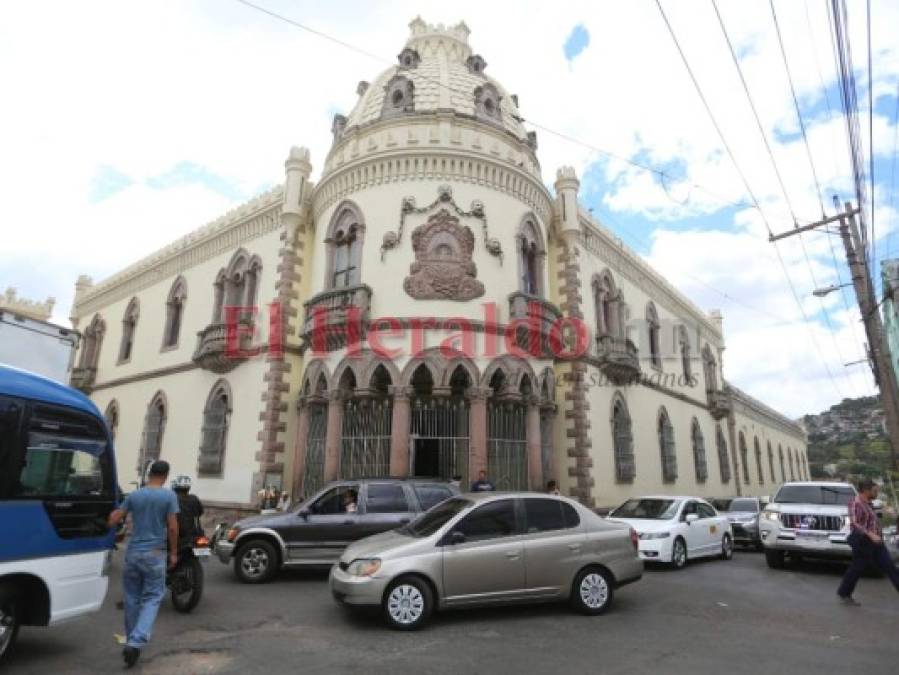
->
{"left": 758, "top": 481, "right": 856, "bottom": 568}
{"left": 0, "top": 310, "right": 78, "bottom": 384}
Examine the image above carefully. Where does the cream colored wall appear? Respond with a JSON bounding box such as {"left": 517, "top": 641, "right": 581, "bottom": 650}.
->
{"left": 80, "top": 227, "right": 284, "bottom": 387}
{"left": 731, "top": 405, "right": 808, "bottom": 497}
{"left": 310, "top": 180, "right": 550, "bottom": 330}
{"left": 90, "top": 357, "right": 268, "bottom": 504}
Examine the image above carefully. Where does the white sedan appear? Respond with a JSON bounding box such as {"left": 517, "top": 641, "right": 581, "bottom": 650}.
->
{"left": 607, "top": 496, "right": 733, "bottom": 569}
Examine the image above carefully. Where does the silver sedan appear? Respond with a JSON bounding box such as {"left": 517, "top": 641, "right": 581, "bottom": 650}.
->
{"left": 330, "top": 492, "right": 643, "bottom": 630}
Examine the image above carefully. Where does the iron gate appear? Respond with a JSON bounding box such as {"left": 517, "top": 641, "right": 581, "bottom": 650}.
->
{"left": 340, "top": 398, "right": 392, "bottom": 478}
{"left": 410, "top": 397, "right": 469, "bottom": 480}
{"left": 302, "top": 404, "right": 327, "bottom": 498}
{"left": 488, "top": 401, "right": 528, "bottom": 490}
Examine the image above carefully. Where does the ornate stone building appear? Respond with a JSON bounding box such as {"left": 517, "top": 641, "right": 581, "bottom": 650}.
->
{"left": 68, "top": 18, "right": 807, "bottom": 511}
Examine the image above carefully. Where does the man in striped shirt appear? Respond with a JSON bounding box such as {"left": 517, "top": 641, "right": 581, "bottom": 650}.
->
{"left": 837, "top": 478, "right": 899, "bottom": 605}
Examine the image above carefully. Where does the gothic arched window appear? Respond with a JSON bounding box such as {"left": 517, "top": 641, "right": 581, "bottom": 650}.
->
{"left": 754, "top": 436, "right": 764, "bottom": 485}
{"left": 162, "top": 276, "right": 187, "bottom": 349}
{"left": 139, "top": 391, "right": 166, "bottom": 474}
{"left": 118, "top": 297, "right": 139, "bottom": 364}
{"left": 716, "top": 425, "right": 731, "bottom": 483}
{"left": 739, "top": 432, "right": 750, "bottom": 485}
{"left": 658, "top": 408, "right": 677, "bottom": 483}
{"left": 518, "top": 216, "right": 545, "bottom": 296}
{"left": 198, "top": 381, "right": 231, "bottom": 477}
{"left": 79, "top": 314, "right": 106, "bottom": 370}
{"left": 692, "top": 418, "right": 707, "bottom": 483}
{"left": 326, "top": 203, "right": 364, "bottom": 290}
{"left": 612, "top": 394, "right": 634, "bottom": 482}
{"left": 646, "top": 302, "right": 661, "bottom": 369}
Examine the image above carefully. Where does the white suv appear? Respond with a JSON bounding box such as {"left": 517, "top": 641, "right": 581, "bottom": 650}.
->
{"left": 758, "top": 481, "right": 856, "bottom": 568}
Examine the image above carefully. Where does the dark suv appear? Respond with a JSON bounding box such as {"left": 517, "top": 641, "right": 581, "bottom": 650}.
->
{"left": 217, "top": 479, "right": 459, "bottom": 583}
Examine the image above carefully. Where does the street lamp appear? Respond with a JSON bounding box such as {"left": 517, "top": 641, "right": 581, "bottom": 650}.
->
{"left": 812, "top": 283, "right": 852, "bottom": 298}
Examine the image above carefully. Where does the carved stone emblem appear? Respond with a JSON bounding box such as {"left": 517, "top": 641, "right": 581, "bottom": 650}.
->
{"left": 403, "top": 209, "right": 485, "bottom": 301}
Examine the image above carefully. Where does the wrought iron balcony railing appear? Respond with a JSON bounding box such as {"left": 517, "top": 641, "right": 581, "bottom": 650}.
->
{"left": 595, "top": 334, "right": 640, "bottom": 384}
{"left": 302, "top": 284, "right": 373, "bottom": 352}
{"left": 507, "top": 292, "right": 562, "bottom": 358}
{"left": 192, "top": 320, "right": 254, "bottom": 373}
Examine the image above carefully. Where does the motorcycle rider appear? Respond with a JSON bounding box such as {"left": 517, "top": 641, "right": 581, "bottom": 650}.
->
{"left": 170, "top": 475, "right": 204, "bottom": 544}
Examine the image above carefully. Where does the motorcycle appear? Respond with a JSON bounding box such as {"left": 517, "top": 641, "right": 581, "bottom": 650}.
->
{"left": 166, "top": 534, "right": 210, "bottom": 613}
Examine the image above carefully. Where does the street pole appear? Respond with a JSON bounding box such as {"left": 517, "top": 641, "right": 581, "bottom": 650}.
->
{"left": 769, "top": 202, "right": 899, "bottom": 471}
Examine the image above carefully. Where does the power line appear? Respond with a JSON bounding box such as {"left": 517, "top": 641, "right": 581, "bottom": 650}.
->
{"left": 655, "top": 0, "right": 844, "bottom": 400}
{"left": 770, "top": 0, "right": 865, "bottom": 393}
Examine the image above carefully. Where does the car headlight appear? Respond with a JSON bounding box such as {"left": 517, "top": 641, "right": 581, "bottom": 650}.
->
{"left": 346, "top": 558, "right": 381, "bottom": 577}
{"left": 762, "top": 509, "right": 780, "bottom": 522}
{"left": 639, "top": 531, "right": 671, "bottom": 540}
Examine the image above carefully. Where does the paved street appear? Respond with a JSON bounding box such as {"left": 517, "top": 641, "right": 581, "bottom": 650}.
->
{"left": 6, "top": 551, "right": 898, "bottom": 675}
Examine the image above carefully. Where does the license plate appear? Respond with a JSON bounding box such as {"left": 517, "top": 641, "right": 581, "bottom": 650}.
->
{"left": 796, "top": 531, "right": 826, "bottom": 540}
{"left": 193, "top": 547, "right": 211, "bottom": 557}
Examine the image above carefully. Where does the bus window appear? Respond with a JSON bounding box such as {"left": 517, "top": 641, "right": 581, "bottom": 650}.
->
{"left": 17, "top": 433, "right": 108, "bottom": 498}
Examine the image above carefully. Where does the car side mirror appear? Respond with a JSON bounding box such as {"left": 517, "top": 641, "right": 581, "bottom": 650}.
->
{"left": 448, "top": 531, "right": 466, "bottom": 545}
{"left": 298, "top": 508, "right": 310, "bottom": 520}
{"left": 685, "top": 513, "right": 699, "bottom": 524}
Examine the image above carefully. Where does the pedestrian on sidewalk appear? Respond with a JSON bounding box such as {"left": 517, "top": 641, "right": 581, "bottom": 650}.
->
{"left": 837, "top": 477, "right": 899, "bottom": 606}
{"left": 470, "top": 470, "right": 495, "bottom": 492}
{"left": 108, "top": 460, "right": 179, "bottom": 668}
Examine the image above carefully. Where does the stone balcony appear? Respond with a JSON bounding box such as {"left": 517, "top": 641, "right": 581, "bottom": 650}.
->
{"left": 70, "top": 366, "right": 97, "bottom": 393}
{"left": 192, "top": 320, "right": 254, "bottom": 374}
{"left": 708, "top": 389, "right": 733, "bottom": 420}
{"left": 302, "top": 284, "right": 373, "bottom": 352}
{"left": 507, "top": 292, "right": 562, "bottom": 358}
{"left": 595, "top": 334, "right": 640, "bottom": 384}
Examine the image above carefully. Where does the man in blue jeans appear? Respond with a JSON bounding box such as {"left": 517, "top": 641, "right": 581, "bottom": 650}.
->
{"left": 837, "top": 477, "right": 899, "bottom": 605}
{"left": 108, "top": 460, "right": 179, "bottom": 668}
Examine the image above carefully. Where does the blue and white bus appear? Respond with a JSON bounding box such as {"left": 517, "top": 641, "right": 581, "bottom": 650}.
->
{"left": 0, "top": 364, "right": 117, "bottom": 662}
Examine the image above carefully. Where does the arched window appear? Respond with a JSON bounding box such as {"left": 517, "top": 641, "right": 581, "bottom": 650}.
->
{"left": 138, "top": 391, "right": 166, "bottom": 473}
{"left": 517, "top": 216, "right": 545, "bottom": 296}
{"left": 104, "top": 400, "right": 119, "bottom": 443}
{"left": 594, "top": 271, "right": 624, "bottom": 339}
{"left": 658, "top": 408, "right": 677, "bottom": 482}
{"left": 646, "top": 302, "right": 661, "bottom": 369}
{"left": 787, "top": 447, "right": 795, "bottom": 480}
{"left": 326, "top": 203, "right": 364, "bottom": 289}
{"left": 198, "top": 381, "right": 231, "bottom": 477}
{"left": 212, "top": 250, "right": 262, "bottom": 324}
{"left": 702, "top": 345, "right": 719, "bottom": 395}
{"left": 778, "top": 444, "right": 786, "bottom": 482}
{"left": 716, "top": 425, "right": 731, "bottom": 483}
{"left": 692, "top": 419, "right": 707, "bottom": 483}
{"left": 678, "top": 326, "right": 692, "bottom": 381}
{"left": 767, "top": 442, "right": 775, "bottom": 483}
{"left": 739, "top": 432, "right": 750, "bottom": 485}
{"left": 612, "top": 395, "right": 635, "bottom": 482}
{"left": 118, "top": 297, "right": 139, "bottom": 364}
{"left": 754, "top": 437, "right": 764, "bottom": 485}
{"left": 79, "top": 314, "right": 106, "bottom": 369}
{"left": 162, "top": 276, "right": 187, "bottom": 349}
{"left": 382, "top": 75, "right": 414, "bottom": 117}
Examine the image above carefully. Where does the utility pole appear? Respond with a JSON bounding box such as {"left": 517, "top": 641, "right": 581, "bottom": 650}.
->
{"left": 769, "top": 201, "right": 899, "bottom": 471}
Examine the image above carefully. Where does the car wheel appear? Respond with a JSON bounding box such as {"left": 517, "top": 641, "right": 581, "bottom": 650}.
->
{"left": 571, "top": 567, "right": 614, "bottom": 615}
{"left": 0, "top": 583, "right": 20, "bottom": 663}
{"left": 234, "top": 540, "right": 278, "bottom": 584}
{"left": 764, "top": 549, "right": 785, "bottom": 569}
{"left": 720, "top": 534, "right": 734, "bottom": 560}
{"left": 382, "top": 576, "right": 433, "bottom": 631}
{"left": 670, "top": 537, "right": 687, "bottom": 569}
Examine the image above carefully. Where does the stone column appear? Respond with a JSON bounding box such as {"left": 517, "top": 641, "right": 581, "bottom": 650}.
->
{"left": 323, "top": 391, "right": 344, "bottom": 483}
{"left": 290, "top": 397, "right": 310, "bottom": 498}
{"left": 468, "top": 387, "right": 490, "bottom": 484}
{"left": 389, "top": 386, "right": 411, "bottom": 477}
{"left": 526, "top": 396, "right": 543, "bottom": 491}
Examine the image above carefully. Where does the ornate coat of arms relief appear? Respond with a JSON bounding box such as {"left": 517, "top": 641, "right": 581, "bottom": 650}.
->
{"left": 403, "top": 208, "right": 485, "bottom": 300}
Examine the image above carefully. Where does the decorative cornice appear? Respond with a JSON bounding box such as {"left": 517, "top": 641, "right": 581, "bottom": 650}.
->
{"left": 1, "top": 287, "right": 55, "bottom": 321}
{"left": 577, "top": 212, "right": 722, "bottom": 344}
{"left": 726, "top": 381, "right": 806, "bottom": 440}
{"left": 313, "top": 148, "right": 552, "bottom": 227}
{"left": 74, "top": 186, "right": 287, "bottom": 317}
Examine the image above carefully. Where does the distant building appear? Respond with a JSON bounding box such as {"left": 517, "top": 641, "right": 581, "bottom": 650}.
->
{"left": 0, "top": 287, "right": 54, "bottom": 321}
{"left": 883, "top": 259, "right": 899, "bottom": 389}
{"left": 67, "top": 18, "right": 808, "bottom": 512}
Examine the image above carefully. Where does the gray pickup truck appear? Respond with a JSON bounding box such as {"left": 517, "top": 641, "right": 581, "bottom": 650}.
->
{"left": 217, "top": 479, "right": 459, "bottom": 583}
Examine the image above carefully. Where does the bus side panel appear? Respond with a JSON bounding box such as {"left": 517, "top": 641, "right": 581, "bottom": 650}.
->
{"left": 0, "top": 501, "right": 113, "bottom": 563}
{"left": 0, "top": 550, "right": 108, "bottom": 625}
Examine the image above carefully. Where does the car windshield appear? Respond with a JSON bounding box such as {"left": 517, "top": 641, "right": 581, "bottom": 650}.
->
{"left": 401, "top": 497, "right": 472, "bottom": 537}
{"left": 726, "top": 498, "right": 758, "bottom": 513}
{"left": 610, "top": 498, "right": 680, "bottom": 520}
{"left": 774, "top": 485, "right": 855, "bottom": 505}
